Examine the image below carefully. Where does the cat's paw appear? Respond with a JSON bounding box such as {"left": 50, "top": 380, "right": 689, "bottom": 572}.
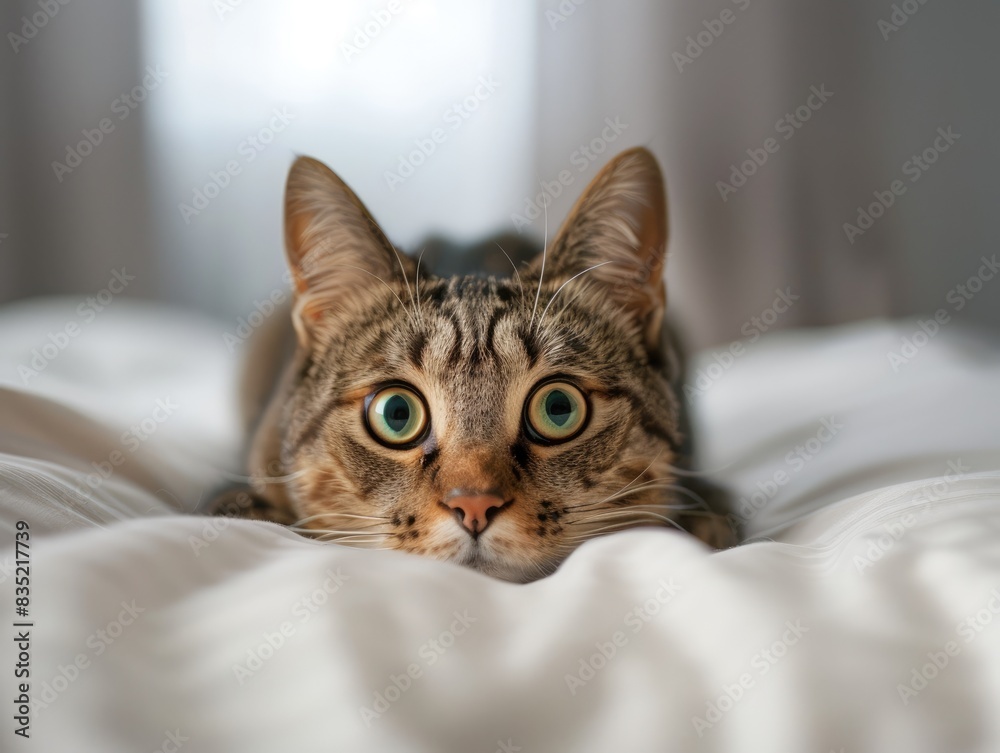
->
{"left": 676, "top": 477, "right": 741, "bottom": 549}
{"left": 685, "top": 512, "right": 740, "bottom": 550}
{"left": 207, "top": 486, "right": 297, "bottom": 525}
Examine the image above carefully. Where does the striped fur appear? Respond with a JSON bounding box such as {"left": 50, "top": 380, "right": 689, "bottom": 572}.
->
{"left": 213, "top": 148, "right": 734, "bottom": 582}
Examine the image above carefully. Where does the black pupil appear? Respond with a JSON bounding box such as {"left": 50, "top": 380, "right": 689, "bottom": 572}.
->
{"left": 545, "top": 390, "right": 573, "bottom": 426}
{"left": 384, "top": 395, "right": 411, "bottom": 432}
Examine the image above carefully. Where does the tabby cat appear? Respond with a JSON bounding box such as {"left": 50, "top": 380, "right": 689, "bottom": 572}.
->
{"left": 212, "top": 147, "right": 735, "bottom": 582}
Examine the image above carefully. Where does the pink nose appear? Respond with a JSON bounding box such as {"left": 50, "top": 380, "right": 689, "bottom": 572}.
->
{"left": 446, "top": 492, "right": 506, "bottom": 535}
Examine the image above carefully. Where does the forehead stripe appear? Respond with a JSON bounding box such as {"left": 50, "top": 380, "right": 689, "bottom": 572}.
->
{"left": 408, "top": 330, "right": 427, "bottom": 369}
{"left": 446, "top": 313, "right": 465, "bottom": 367}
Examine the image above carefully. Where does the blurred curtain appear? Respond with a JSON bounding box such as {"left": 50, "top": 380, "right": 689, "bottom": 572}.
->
{"left": 0, "top": 0, "right": 158, "bottom": 302}
{"left": 532, "top": 0, "right": 1000, "bottom": 348}
{"left": 2, "top": 0, "right": 998, "bottom": 349}
{"left": 138, "top": 0, "right": 539, "bottom": 318}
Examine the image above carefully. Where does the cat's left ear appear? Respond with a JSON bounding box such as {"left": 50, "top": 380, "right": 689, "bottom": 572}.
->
{"left": 533, "top": 147, "right": 668, "bottom": 352}
{"left": 283, "top": 156, "right": 411, "bottom": 348}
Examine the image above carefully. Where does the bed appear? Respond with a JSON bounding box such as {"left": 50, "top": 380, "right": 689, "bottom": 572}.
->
{"left": 1, "top": 297, "right": 998, "bottom": 752}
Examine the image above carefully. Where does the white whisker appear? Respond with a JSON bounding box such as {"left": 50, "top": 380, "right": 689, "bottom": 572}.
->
{"left": 568, "top": 479, "right": 711, "bottom": 514}
{"left": 566, "top": 504, "right": 696, "bottom": 524}
{"left": 290, "top": 512, "right": 389, "bottom": 526}
{"left": 536, "top": 261, "right": 613, "bottom": 329}
{"left": 313, "top": 532, "right": 387, "bottom": 544}
{"left": 563, "top": 514, "right": 687, "bottom": 540}
{"left": 331, "top": 263, "right": 416, "bottom": 329}
{"left": 529, "top": 183, "right": 549, "bottom": 331}
{"left": 494, "top": 241, "right": 526, "bottom": 307}
{"left": 603, "top": 481, "right": 710, "bottom": 509}
{"left": 414, "top": 246, "right": 427, "bottom": 324}
{"left": 390, "top": 244, "right": 417, "bottom": 323}
{"left": 288, "top": 526, "right": 386, "bottom": 536}
{"left": 217, "top": 469, "right": 306, "bottom": 485}
{"left": 560, "top": 452, "right": 666, "bottom": 512}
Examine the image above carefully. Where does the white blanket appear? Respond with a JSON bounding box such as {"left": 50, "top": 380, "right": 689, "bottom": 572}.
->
{"left": 1, "top": 298, "right": 999, "bottom": 753}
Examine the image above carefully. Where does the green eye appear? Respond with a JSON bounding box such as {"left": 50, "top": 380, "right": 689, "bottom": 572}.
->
{"left": 525, "top": 381, "right": 588, "bottom": 444}
{"left": 365, "top": 385, "right": 429, "bottom": 447}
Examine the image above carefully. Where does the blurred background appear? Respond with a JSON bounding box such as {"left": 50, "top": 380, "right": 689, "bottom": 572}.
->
{"left": 0, "top": 0, "right": 997, "bottom": 349}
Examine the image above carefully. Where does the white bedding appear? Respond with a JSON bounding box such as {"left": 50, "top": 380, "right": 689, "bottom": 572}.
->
{"left": 1, "top": 298, "right": 999, "bottom": 752}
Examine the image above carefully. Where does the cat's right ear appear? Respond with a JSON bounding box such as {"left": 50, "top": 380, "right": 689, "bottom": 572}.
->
{"left": 283, "top": 156, "right": 409, "bottom": 347}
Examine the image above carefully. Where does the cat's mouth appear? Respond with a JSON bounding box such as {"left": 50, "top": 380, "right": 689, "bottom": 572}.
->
{"left": 448, "top": 530, "right": 557, "bottom": 583}
{"left": 455, "top": 548, "right": 539, "bottom": 582}
{"left": 426, "top": 493, "right": 564, "bottom": 581}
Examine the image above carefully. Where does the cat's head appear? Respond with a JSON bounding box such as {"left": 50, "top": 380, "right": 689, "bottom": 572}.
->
{"left": 277, "top": 147, "right": 688, "bottom": 582}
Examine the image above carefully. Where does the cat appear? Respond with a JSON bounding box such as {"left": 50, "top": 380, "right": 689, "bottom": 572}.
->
{"left": 210, "top": 147, "right": 736, "bottom": 582}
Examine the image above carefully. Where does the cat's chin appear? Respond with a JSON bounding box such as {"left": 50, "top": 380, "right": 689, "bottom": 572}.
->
{"left": 451, "top": 540, "right": 557, "bottom": 583}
